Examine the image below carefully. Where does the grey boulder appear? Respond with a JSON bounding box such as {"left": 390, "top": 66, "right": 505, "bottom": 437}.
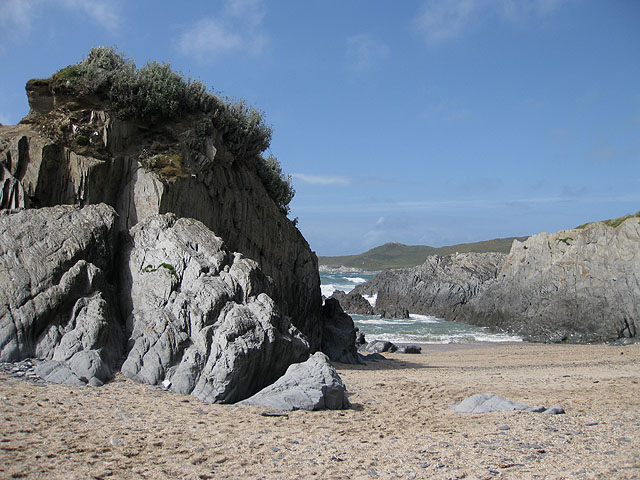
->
{"left": 238, "top": 352, "right": 350, "bottom": 411}
{"left": 321, "top": 298, "right": 361, "bottom": 364}
{"left": 453, "top": 393, "right": 564, "bottom": 414}
{"left": 0, "top": 204, "right": 124, "bottom": 385}
{"left": 360, "top": 340, "right": 398, "bottom": 354}
{"left": 120, "top": 213, "right": 309, "bottom": 404}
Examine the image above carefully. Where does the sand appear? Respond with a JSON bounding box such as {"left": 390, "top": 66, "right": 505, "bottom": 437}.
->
{"left": 1, "top": 342, "right": 639, "bottom": 479}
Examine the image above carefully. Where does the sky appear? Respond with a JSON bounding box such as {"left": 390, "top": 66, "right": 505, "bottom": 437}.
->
{"left": 1, "top": 0, "right": 639, "bottom": 256}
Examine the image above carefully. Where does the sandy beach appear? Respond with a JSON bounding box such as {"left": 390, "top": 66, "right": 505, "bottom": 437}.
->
{"left": 1, "top": 342, "right": 638, "bottom": 479}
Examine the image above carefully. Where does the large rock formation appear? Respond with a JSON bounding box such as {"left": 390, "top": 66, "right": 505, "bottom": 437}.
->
{"left": 120, "top": 213, "right": 309, "bottom": 403}
{"left": 0, "top": 204, "right": 124, "bottom": 385}
{"left": 354, "top": 220, "right": 640, "bottom": 343}
{"left": 460, "top": 219, "right": 640, "bottom": 342}
{"left": 0, "top": 82, "right": 322, "bottom": 348}
{"left": 328, "top": 290, "right": 374, "bottom": 315}
{"left": 320, "top": 298, "right": 361, "bottom": 364}
{"left": 355, "top": 253, "right": 506, "bottom": 320}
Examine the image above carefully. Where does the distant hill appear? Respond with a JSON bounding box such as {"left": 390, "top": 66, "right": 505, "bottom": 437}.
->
{"left": 318, "top": 237, "right": 528, "bottom": 271}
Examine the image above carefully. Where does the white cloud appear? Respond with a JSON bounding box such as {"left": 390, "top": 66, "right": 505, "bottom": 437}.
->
{"left": 345, "top": 34, "right": 390, "bottom": 72}
{"left": 413, "top": 0, "right": 570, "bottom": 46}
{"left": 292, "top": 173, "right": 351, "bottom": 186}
{"left": 376, "top": 216, "right": 385, "bottom": 225}
{"left": 0, "top": 0, "right": 120, "bottom": 49}
{"left": 178, "top": 0, "right": 268, "bottom": 61}
{"left": 59, "top": 0, "right": 121, "bottom": 32}
{"left": 0, "top": 0, "right": 36, "bottom": 48}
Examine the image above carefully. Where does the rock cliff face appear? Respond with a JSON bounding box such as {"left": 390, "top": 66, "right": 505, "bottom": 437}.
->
{"left": 0, "top": 82, "right": 322, "bottom": 348}
{"left": 355, "top": 253, "right": 506, "bottom": 320}
{"left": 0, "top": 204, "right": 124, "bottom": 385}
{"left": 460, "top": 219, "right": 640, "bottom": 342}
{"left": 120, "top": 214, "right": 309, "bottom": 403}
{"left": 355, "top": 220, "right": 640, "bottom": 343}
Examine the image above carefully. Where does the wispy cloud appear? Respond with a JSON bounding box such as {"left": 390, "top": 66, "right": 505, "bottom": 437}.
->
{"left": 178, "top": 0, "right": 268, "bottom": 61}
{"left": 292, "top": 173, "right": 351, "bottom": 186}
{"left": 0, "top": 0, "right": 36, "bottom": 48}
{"left": 0, "top": 0, "right": 121, "bottom": 49}
{"left": 59, "top": 0, "right": 122, "bottom": 32}
{"left": 413, "top": 0, "right": 570, "bottom": 46}
{"left": 345, "top": 34, "right": 390, "bottom": 73}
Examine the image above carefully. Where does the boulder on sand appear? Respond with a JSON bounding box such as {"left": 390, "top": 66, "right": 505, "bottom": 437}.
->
{"left": 237, "top": 352, "right": 350, "bottom": 411}
{"left": 453, "top": 393, "right": 564, "bottom": 414}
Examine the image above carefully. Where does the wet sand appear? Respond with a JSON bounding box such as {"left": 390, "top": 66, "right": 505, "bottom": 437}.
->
{"left": 1, "top": 342, "right": 639, "bottom": 479}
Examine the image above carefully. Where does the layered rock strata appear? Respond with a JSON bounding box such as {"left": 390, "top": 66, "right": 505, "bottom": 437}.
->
{"left": 0, "top": 83, "right": 322, "bottom": 348}
{"left": 120, "top": 213, "right": 309, "bottom": 403}
{"left": 0, "top": 204, "right": 124, "bottom": 385}
{"left": 354, "top": 220, "right": 640, "bottom": 343}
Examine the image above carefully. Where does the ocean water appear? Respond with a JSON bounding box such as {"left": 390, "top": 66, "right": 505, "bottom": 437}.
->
{"left": 320, "top": 271, "right": 522, "bottom": 344}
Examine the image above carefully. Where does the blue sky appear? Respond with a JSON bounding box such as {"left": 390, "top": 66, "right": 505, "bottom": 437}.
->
{"left": 1, "top": 0, "right": 639, "bottom": 256}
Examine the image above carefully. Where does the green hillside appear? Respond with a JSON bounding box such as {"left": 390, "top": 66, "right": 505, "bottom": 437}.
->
{"left": 319, "top": 237, "right": 528, "bottom": 271}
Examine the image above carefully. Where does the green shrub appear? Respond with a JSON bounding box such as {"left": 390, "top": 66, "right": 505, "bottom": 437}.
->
{"left": 256, "top": 155, "right": 295, "bottom": 215}
{"left": 44, "top": 46, "right": 294, "bottom": 214}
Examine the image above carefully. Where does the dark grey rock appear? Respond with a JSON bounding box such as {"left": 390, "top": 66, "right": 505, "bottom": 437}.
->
{"left": 120, "top": 213, "right": 309, "bottom": 404}
{"left": 359, "top": 352, "right": 386, "bottom": 362}
{"left": 0, "top": 204, "right": 124, "bottom": 385}
{"left": 321, "top": 298, "right": 361, "bottom": 364}
{"left": 453, "top": 393, "right": 564, "bottom": 414}
{"left": 396, "top": 345, "right": 422, "bottom": 354}
{"left": 360, "top": 340, "right": 398, "bottom": 354}
{"left": 328, "top": 290, "right": 374, "bottom": 315}
{"left": 237, "top": 352, "right": 350, "bottom": 411}
{"left": 355, "top": 252, "right": 505, "bottom": 321}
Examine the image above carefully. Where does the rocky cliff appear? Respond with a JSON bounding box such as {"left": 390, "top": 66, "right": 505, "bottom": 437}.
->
{"left": 0, "top": 51, "right": 359, "bottom": 407}
{"left": 356, "top": 219, "right": 639, "bottom": 343}
{"left": 355, "top": 253, "right": 506, "bottom": 320}
{"left": 0, "top": 72, "right": 322, "bottom": 348}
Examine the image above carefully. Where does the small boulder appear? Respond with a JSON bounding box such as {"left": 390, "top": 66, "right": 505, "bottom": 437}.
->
{"left": 396, "top": 345, "right": 422, "bottom": 354}
{"left": 238, "top": 352, "right": 350, "bottom": 411}
{"left": 453, "top": 393, "right": 564, "bottom": 414}
{"left": 360, "top": 340, "right": 398, "bottom": 354}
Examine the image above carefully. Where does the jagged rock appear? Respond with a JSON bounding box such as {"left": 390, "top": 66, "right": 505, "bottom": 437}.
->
{"left": 355, "top": 253, "right": 506, "bottom": 320}
{"left": 0, "top": 204, "right": 124, "bottom": 385}
{"left": 453, "top": 393, "right": 564, "bottom": 414}
{"left": 458, "top": 220, "right": 640, "bottom": 342}
{"left": 120, "top": 213, "right": 309, "bottom": 404}
{"left": 1, "top": 87, "right": 322, "bottom": 348}
{"left": 328, "top": 290, "right": 374, "bottom": 315}
{"left": 360, "top": 340, "right": 398, "bottom": 354}
{"left": 237, "top": 352, "right": 350, "bottom": 411}
{"left": 321, "top": 298, "right": 361, "bottom": 364}
{"left": 355, "top": 328, "right": 367, "bottom": 348}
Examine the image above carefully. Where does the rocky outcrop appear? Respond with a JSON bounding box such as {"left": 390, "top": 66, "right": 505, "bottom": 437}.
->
{"left": 355, "top": 253, "right": 506, "bottom": 320}
{"left": 0, "top": 204, "right": 124, "bottom": 385}
{"left": 238, "top": 352, "right": 350, "bottom": 411}
{"left": 120, "top": 213, "right": 310, "bottom": 403}
{"left": 320, "top": 298, "right": 361, "bottom": 364}
{"left": 460, "top": 219, "right": 640, "bottom": 343}
{"left": 328, "top": 290, "right": 374, "bottom": 315}
{"left": 354, "top": 220, "right": 640, "bottom": 343}
{"left": 0, "top": 83, "right": 322, "bottom": 349}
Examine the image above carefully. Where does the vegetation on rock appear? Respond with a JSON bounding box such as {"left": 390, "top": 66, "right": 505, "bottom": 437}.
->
{"left": 31, "top": 46, "right": 295, "bottom": 214}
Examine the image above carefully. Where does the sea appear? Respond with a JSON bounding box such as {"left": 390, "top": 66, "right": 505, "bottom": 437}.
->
{"left": 320, "top": 271, "right": 522, "bottom": 345}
